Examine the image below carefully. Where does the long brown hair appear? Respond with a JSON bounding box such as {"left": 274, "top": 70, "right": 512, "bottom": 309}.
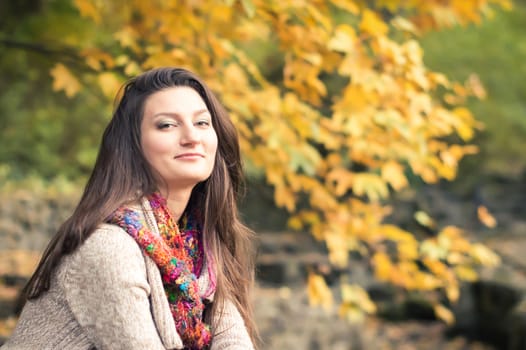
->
{"left": 23, "top": 67, "right": 258, "bottom": 345}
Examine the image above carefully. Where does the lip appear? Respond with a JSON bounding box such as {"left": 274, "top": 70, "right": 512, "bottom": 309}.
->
{"left": 174, "top": 153, "right": 205, "bottom": 159}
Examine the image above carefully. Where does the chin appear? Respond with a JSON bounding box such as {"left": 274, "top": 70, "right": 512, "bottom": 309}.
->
{"left": 170, "top": 174, "right": 212, "bottom": 187}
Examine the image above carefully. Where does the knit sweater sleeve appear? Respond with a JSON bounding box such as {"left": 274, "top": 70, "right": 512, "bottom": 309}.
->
{"left": 211, "top": 299, "right": 254, "bottom": 350}
{"left": 62, "top": 225, "right": 178, "bottom": 350}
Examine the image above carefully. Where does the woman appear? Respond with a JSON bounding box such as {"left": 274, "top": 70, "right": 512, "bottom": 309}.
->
{"left": 2, "top": 67, "right": 257, "bottom": 349}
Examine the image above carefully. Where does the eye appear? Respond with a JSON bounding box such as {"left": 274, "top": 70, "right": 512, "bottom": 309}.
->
{"left": 195, "top": 119, "right": 211, "bottom": 127}
{"left": 156, "top": 121, "right": 177, "bottom": 129}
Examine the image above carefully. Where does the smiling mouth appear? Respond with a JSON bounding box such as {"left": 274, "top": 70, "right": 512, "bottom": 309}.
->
{"left": 175, "top": 153, "right": 204, "bottom": 159}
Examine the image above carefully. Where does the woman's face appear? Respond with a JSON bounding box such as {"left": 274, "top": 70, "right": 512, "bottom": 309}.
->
{"left": 141, "top": 86, "right": 218, "bottom": 192}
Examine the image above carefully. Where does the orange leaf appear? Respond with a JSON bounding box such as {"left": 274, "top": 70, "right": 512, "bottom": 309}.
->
{"left": 477, "top": 205, "right": 497, "bottom": 228}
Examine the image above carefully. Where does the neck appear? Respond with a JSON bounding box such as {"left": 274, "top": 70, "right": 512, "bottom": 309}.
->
{"left": 160, "top": 188, "right": 193, "bottom": 221}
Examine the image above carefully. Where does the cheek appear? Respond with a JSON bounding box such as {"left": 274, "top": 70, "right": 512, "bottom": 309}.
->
{"left": 210, "top": 134, "right": 218, "bottom": 156}
{"left": 205, "top": 129, "right": 218, "bottom": 155}
{"left": 144, "top": 135, "right": 170, "bottom": 153}
{"left": 141, "top": 135, "right": 172, "bottom": 165}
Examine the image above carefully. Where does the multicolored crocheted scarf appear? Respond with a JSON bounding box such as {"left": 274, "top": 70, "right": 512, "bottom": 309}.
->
{"left": 107, "top": 192, "right": 211, "bottom": 349}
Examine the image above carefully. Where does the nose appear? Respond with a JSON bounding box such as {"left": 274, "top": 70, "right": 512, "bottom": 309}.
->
{"left": 179, "top": 123, "right": 200, "bottom": 145}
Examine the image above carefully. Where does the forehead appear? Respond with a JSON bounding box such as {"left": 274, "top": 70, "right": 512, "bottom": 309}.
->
{"left": 143, "top": 86, "right": 208, "bottom": 116}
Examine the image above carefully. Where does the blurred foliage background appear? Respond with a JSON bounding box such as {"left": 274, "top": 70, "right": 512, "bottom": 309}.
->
{"left": 421, "top": 3, "right": 526, "bottom": 179}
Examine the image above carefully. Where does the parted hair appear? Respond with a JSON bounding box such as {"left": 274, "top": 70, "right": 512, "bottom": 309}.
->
{"left": 23, "top": 67, "right": 258, "bottom": 346}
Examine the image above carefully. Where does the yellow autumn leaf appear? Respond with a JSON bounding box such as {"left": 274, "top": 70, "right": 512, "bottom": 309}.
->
{"left": 414, "top": 210, "right": 436, "bottom": 229}
{"left": 74, "top": 0, "right": 101, "bottom": 23}
{"left": 352, "top": 173, "right": 389, "bottom": 202}
{"left": 84, "top": 56, "right": 102, "bottom": 71}
{"left": 423, "top": 258, "right": 448, "bottom": 278}
{"left": 500, "top": 0, "right": 514, "bottom": 10}
{"left": 113, "top": 27, "right": 139, "bottom": 51}
{"left": 388, "top": 264, "right": 411, "bottom": 287}
{"left": 310, "top": 186, "right": 339, "bottom": 210}
{"left": 97, "top": 72, "right": 122, "bottom": 99}
{"left": 338, "top": 303, "right": 365, "bottom": 323}
{"left": 380, "top": 224, "right": 415, "bottom": 242}
{"left": 397, "top": 241, "right": 419, "bottom": 260}
{"left": 341, "top": 283, "right": 377, "bottom": 314}
{"left": 410, "top": 161, "right": 439, "bottom": 184}
{"left": 404, "top": 40, "right": 424, "bottom": 65}
{"left": 327, "top": 167, "right": 354, "bottom": 196}
{"left": 241, "top": 0, "right": 256, "bottom": 17}
{"left": 337, "top": 85, "right": 370, "bottom": 115}
{"left": 81, "top": 49, "right": 115, "bottom": 70}
{"left": 430, "top": 155, "right": 456, "bottom": 180}
{"left": 326, "top": 230, "right": 351, "bottom": 267}
{"left": 413, "top": 271, "right": 442, "bottom": 290}
{"left": 446, "top": 282, "right": 460, "bottom": 303}
{"left": 470, "top": 243, "right": 501, "bottom": 267}
{"left": 307, "top": 273, "right": 334, "bottom": 312}
{"left": 328, "top": 24, "right": 356, "bottom": 53}
{"left": 329, "top": 0, "right": 359, "bottom": 14}
{"left": 434, "top": 303, "right": 455, "bottom": 325}
{"left": 299, "top": 210, "right": 321, "bottom": 226}
{"left": 381, "top": 161, "right": 408, "bottom": 191}
{"left": 124, "top": 62, "right": 141, "bottom": 76}
{"left": 452, "top": 107, "right": 475, "bottom": 141}
{"left": 447, "top": 251, "right": 467, "bottom": 265}
{"left": 274, "top": 186, "right": 296, "bottom": 212}
{"left": 454, "top": 265, "right": 478, "bottom": 282}
{"left": 306, "top": 4, "right": 332, "bottom": 31}
{"left": 287, "top": 215, "right": 304, "bottom": 231}
{"left": 372, "top": 251, "right": 392, "bottom": 281}
{"left": 440, "top": 225, "right": 464, "bottom": 239}
{"left": 465, "top": 73, "right": 487, "bottom": 99}
{"left": 420, "top": 240, "right": 447, "bottom": 260}
{"left": 50, "top": 63, "right": 81, "bottom": 98}
{"left": 477, "top": 205, "right": 497, "bottom": 228}
{"left": 430, "top": 5, "right": 457, "bottom": 28}
{"left": 224, "top": 64, "right": 249, "bottom": 90}
{"left": 360, "top": 9, "right": 389, "bottom": 37}
{"left": 391, "top": 16, "right": 419, "bottom": 35}
{"left": 437, "top": 231, "right": 453, "bottom": 251}
{"left": 428, "top": 72, "right": 450, "bottom": 88}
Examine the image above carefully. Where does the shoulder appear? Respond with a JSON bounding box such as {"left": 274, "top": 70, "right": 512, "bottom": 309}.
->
{"left": 59, "top": 224, "right": 146, "bottom": 283}
{"left": 78, "top": 223, "right": 145, "bottom": 266}
{"left": 87, "top": 223, "right": 138, "bottom": 245}
{"left": 80, "top": 223, "right": 142, "bottom": 255}
{"left": 57, "top": 224, "right": 151, "bottom": 301}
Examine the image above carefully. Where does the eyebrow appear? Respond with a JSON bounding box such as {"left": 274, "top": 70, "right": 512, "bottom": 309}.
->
{"left": 152, "top": 109, "right": 211, "bottom": 119}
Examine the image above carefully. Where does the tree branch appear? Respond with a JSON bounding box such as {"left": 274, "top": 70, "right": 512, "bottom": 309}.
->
{"left": 0, "top": 37, "right": 92, "bottom": 71}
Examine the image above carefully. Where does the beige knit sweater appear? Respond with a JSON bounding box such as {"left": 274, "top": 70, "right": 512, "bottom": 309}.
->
{"left": 2, "top": 202, "right": 254, "bottom": 350}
